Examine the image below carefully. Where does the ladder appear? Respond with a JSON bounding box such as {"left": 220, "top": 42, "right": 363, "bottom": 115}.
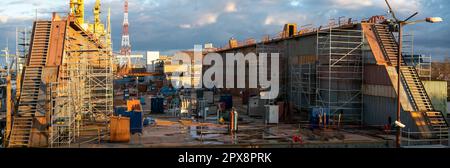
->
{"left": 373, "top": 24, "right": 448, "bottom": 139}
{"left": 8, "top": 21, "right": 51, "bottom": 148}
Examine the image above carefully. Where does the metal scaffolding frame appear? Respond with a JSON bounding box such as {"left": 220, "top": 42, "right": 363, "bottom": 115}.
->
{"left": 401, "top": 33, "right": 432, "bottom": 80}
{"left": 49, "top": 49, "right": 87, "bottom": 147}
{"left": 290, "top": 63, "right": 317, "bottom": 112}
{"left": 402, "top": 33, "right": 414, "bottom": 60}
{"left": 49, "top": 48, "right": 113, "bottom": 147}
{"left": 87, "top": 51, "right": 114, "bottom": 123}
{"left": 15, "top": 27, "right": 31, "bottom": 73}
{"left": 256, "top": 43, "right": 286, "bottom": 101}
{"left": 316, "top": 28, "right": 364, "bottom": 124}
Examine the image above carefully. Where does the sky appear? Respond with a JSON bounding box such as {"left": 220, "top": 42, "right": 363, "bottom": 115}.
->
{"left": 0, "top": 0, "right": 449, "bottom": 61}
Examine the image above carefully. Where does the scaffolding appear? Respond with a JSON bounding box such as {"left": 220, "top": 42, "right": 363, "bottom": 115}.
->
{"left": 401, "top": 33, "right": 432, "bottom": 80}
{"left": 15, "top": 27, "right": 31, "bottom": 71}
{"left": 88, "top": 51, "right": 114, "bottom": 123}
{"left": 402, "top": 33, "right": 414, "bottom": 60}
{"left": 49, "top": 48, "right": 113, "bottom": 147}
{"left": 290, "top": 63, "right": 317, "bottom": 112}
{"left": 49, "top": 49, "right": 88, "bottom": 147}
{"left": 316, "top": 28, "right": 364, "bottom": 124}
{"left": 256, "top": 43, "right": 286, "bottom": 101}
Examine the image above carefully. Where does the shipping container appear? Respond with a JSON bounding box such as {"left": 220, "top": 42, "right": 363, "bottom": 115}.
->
{"left": 110, "top": 116, "right": 130, "bottom": 142}
{"left": 130, "top": 111, "right": 143, "bottom": 134}
{"left": 422, "top": 81, "right": 448, "bottom": 117}
{"left": 151, "top": 97, "right": 164, "bottom": 114}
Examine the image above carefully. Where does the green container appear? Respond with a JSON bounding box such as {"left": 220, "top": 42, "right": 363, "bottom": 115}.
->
{"left": 423, "top": 81, "right": 448, "bottom": 117}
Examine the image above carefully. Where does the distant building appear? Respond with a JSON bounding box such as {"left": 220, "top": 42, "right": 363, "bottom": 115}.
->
{"left": 164, "top": 50, "right": 204, "bottom": 89}
{"left": 114, "top": 54, "right": 145, "bottom": 69}
{"left": 146, "top": 51, "right": 160, "bottom": 72}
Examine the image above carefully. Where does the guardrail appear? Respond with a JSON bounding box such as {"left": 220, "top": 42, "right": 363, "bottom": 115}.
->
{"left": 400, "top": 128, "right": 449, "bottom": 147}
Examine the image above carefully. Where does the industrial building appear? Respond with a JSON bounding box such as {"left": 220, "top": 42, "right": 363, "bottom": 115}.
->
{"left": 210, "top": 18, "right": 448, "bottom": 139}
{"left": 0, "top": 0, "right": 448, "bottom": 148}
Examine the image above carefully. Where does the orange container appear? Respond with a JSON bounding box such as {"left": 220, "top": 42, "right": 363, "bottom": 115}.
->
{"left": 110, "top": 116, "right": 130, "bottom": 142}
{"left": 127, "top": 99, "right": 142, "bottom": 111}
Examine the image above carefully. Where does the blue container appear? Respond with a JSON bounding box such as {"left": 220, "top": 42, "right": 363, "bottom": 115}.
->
{"left": 151, "top": 97, "right": 164, "bottom": 114}
{"left": 114, "top": 106, "right": 128, "bottom": 116}
{"left": 130, "top": 111, "right": 143, "bottom": 134}
{"left": 220, "top": 95, "right": 233, "bottom": 109}
{"left": 140, "top": 96, "right": 146, "bottom": 105}
{"left": 160, "top": 86, "right": 176, "bottom": 96}
{"left": 114, "top": 77, "right": 133, "bottom": 85}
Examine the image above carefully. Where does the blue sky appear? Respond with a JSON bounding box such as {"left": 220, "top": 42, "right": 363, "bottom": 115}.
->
{"left": 1, "top": 0, "right": 449, "bottom": 60}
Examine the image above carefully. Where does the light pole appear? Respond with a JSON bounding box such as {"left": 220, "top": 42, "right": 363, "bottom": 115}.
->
{"left": 396, "top": 17, "right": 443, "bottom": 148}
{"left": 384, "top": 0, "right": 443, "bottom": 148}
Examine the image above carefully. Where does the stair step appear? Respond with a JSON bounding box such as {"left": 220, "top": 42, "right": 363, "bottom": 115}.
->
{"left": 21, "top": 89, "right": 39, "bottom": 92}
{"left": 14, "top": 117, "right": 33, "bottom": 120}
{"left": 11, "top": 131, "right": 31, "bottom": 134}
{"left": 9, "top": 140, "right": 30, "bottom": 143}
{"left": 433, "top": 127, "right": 449, "bottom": 130}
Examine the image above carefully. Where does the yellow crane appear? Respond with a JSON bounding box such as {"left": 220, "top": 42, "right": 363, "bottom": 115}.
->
{"left": 89, "top": 0, "right": 105, "bottom": 38}
{"left": 70, "top": 0, "right": 85, "bottom": 25}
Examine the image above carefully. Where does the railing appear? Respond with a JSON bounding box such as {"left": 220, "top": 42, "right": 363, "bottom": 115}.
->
{"left": 409, "top": 66, "right": 435, "bottom": 111}
{"left": 401, "top": 128, "right": 449, "bottom": 147}
{"left": 399, "top": 68, "right": 420, "bottom": 111}
{"left": 216, "top": 17, "right": 361, "bottom": 51}
{"left": 4, "top": 127, "right": 109, "bottom": 148}
{"left": 372, "top": 25, "right": 389, "bottom": 63}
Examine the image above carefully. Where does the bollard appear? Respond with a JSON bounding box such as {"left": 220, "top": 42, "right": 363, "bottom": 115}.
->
{"left": 229, "top": 108, "right": 238, "bottom": 133}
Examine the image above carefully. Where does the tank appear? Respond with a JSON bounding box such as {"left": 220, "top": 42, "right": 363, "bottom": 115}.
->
{"left": 151, "top": 97, "right": 164, "bottom": 114}
{"left": 130, "top": 111, "right": 143, "bottom": 134}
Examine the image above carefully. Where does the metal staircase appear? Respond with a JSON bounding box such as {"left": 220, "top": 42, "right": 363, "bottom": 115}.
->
{"left": 373, "top": 24, "right": 404, "bottom": 66}
{"left": 8, "top": 21, "right": 51, "bottom": 148}
{"left": 373, "top": 24, "right": 448, "bottom": 138}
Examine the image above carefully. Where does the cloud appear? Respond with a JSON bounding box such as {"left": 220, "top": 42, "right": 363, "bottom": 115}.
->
{"left": 195, "top": 13, "right": 219, "bottom": 27}
{"left": 179, "top": 24, "right": 192, "bottom": 29}
{"left": 264, "top": 12, "right": 307, "bottom": 26}
{"left": 332, "top": 0, "right": 374, "bottom": 10}
{"left": 0, "top": 15, "right": 7, "bottom": 23}
{"left": 178, "top": 12, "right": 219, "bottom": 29}
{"left": 225, "top": 2, "right": 237, "bottom": 13}
{"left": 290, "top": 0, "right": 301, "bottom": 7}
{"left": 0, "top": 0, "right": 448, "bottom": 60}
